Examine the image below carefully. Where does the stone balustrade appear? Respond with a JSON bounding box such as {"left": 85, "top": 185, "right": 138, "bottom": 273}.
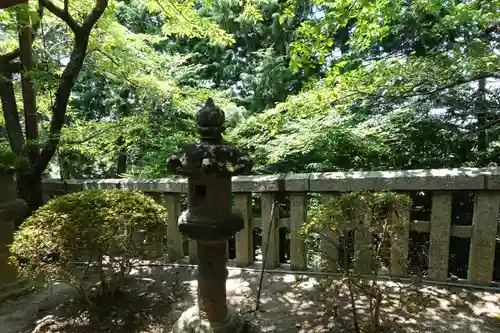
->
{"left": 41, "top": 167, "right": 500, "bottom": 286}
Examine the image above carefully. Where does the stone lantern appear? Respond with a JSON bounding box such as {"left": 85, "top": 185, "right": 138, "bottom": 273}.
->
{"left": 166, "top": 98, "right": 252, "bottom": 333}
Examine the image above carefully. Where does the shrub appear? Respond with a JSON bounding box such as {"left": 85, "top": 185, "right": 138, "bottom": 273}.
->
{"left": 302, "top": 191, "right": 425, "bottom": 333}
{"left": 9, "top": 189, "right": 168, "bottom": 307}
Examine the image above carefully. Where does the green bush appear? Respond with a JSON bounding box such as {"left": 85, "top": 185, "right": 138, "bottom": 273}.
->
{"left": 9, "top": 189, "right": 168, "bottom": 307}
{"left": 302, "top": 191, "right": 419, "bottom": 333}
{"left": 303, "top": 191, "right": 413, "bottom": 272}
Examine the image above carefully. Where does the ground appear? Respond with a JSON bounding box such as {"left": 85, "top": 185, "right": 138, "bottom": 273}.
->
{"left": 0, "top": 264, "right": 499, "bottom": 333}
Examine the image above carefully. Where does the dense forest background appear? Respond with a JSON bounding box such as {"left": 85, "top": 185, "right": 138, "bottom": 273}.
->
{"left": 0, "top": 0, "right": 499, "bottom": 206}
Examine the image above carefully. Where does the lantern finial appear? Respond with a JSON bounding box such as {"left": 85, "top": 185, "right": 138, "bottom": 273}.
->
{"left": 196, "top": 97, "right": 225, "bottom": 142}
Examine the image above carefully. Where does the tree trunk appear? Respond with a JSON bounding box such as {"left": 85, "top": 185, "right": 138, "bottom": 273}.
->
{"left": 17, "top": 6, "right": 40, "bottom": 166}
{"left": 116, "top": 136, "right": 127, "bottom": 177}
{"left": 0, "top": 0, "right": 109, "bottom": 216}
{"left": 0, "top": 68, "right": 24, "bottom": 156}
{"left": 12, "top": 4, "right": 43, "bottom": 216}
{"left": 0, "top": 62, "right": 41, "bottom": 217}
{"left": 477, "top": 78, "right": 487, "bottom": 154}
{"left": 115, "top": 87, "right": 130, "bottom": 177}
{"left": 16, "top": 170, "right": 44, "bottom": 219}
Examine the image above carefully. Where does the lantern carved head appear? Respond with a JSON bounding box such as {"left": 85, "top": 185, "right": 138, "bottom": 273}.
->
{"left": 166, "top": 98, "right": 252, "bottom": 241}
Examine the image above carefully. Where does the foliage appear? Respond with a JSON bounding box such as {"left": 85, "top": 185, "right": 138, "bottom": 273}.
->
{"left": 149, "top": 0, "right": 316, "bottom": 114}
{"left": 229, "top": 0, "right": 500, "bottom": 172}
{"left": 0, "top": 0, "right": 247, "bottom": 211}
{"left": 0, "top": 146, "right": 28, "bottom": 171}
{"left": 303, "top": 191, "right": 413, "bottom": 270}
{"left": 56, "top": 81, "right": 243, "bottom": 178}
{"left": 9, "top": 189, "right": 168, "bottom": 307}
{"left": 302, "top": 191, "right": 424, "bottom": 332}
{"left": 2, "top": 0, "right": 500, "bottom": 183}
{"left": 31, "top": 0, "right": 260, "bottom": 180}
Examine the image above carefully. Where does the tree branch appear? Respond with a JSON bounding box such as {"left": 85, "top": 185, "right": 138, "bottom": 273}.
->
{"left": 0, "top": 3, "right": 44, "bottom": 71}
{"left": 39, "top": 0, "right": 80, "bottom": 33}
{"left": 0, "top": 0, "right": 28, "bottom": 9}
{"left": 155, "top": 0, "right": 190, "bottom": 24}
{"left": 81, "top": 0, "right": 108, "bottom": 34}
{"left": 0, "top": 50, "right": 21, "bottom": 64}
{"left": 0, "top": 67, "right": 25, "bottom": 156}
{"left": 94, "top": 49, "right": 139, "bottom": 88}
{"left": 60, "top": 122, "right": 129, "bottom": 146}
{"left": 396, "top": 73, "right": 500, "bottom": 100}
{"left": 1, "top": 61, "right": 21, "bottom": 74}
{"left": 35, "top": 0, "right": 108, "bottom": 175}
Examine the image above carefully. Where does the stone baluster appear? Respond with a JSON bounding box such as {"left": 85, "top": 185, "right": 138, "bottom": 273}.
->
{"left": 467, "top": 191, "right": 500, "bottom": 285}
{"left": 389, "top": 203, "right": 411, "bottom": 277}
{"left": 286, "top": 173, "right": 310, "bottom": 271}
{"left": 428, "top": 192, "right": 452, "bottom": 280}
{"left": 234, "top": 192, "right": 253, "bottom": 267}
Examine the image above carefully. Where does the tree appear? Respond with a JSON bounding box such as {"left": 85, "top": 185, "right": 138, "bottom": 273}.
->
{"left": 4, "top": 0, "right": 498, "bottom": 185}
{"left": 1, "top": 0, "right": 108, "bottom": 212}
{"left": 140, "top": 0, "right": 318, "bottom": 113}
{"left": 49, "top": 0, "right": 263, "bottom": 180}
{"left": 1, "top": 0, "right": 239, "bottom": 210}
{"left": 229, "top": 0, "right": 500, "bottom": 172}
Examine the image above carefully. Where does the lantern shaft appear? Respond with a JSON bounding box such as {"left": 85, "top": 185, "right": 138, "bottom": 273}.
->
{"left": 196, "top": 242, "right": 228, "bottom": 322}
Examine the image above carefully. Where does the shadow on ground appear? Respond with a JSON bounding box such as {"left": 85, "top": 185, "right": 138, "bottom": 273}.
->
{"left": 0, "top": 266, "right": 499, "bottom": 333}
{"left": 207, "top": 269, "right": 500, "bottom": 333}
{"left": 0, "top": 266, "right": 196, "bottom": 333}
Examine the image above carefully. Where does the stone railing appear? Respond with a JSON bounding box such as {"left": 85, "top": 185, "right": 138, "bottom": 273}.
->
{"left": 41, "top": 167, "right": 500, "bottom": 286}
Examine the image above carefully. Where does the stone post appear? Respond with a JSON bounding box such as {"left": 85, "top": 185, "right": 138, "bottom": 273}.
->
{"left": 167, "top": 98, "right": 252, "bottom": 333}
{"left": 0, "top": 169, "right": 27, "bottom": 286}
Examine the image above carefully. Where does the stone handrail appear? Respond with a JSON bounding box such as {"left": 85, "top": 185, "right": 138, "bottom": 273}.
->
{"left": 41, "top": 167, "right": 500, "bottom": 286}
{"left": 42, "top": 167, "right": 500, "bottom": 192}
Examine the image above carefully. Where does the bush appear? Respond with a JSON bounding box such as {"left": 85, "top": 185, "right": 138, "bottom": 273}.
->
{"left": 9, "top": 189, "right": 168, "bottom": 307}
{"left": 302, "top": 191, "right": 425, "bottom": 333}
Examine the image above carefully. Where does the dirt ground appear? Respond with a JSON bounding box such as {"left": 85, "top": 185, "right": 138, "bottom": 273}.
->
{"left": 0, "top": 265, "right": 499, "bottom": 333}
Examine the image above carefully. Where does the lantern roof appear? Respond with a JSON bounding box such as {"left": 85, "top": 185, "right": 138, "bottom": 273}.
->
{"left": 166, "top": 98, "right": 252, "bottom": 176}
